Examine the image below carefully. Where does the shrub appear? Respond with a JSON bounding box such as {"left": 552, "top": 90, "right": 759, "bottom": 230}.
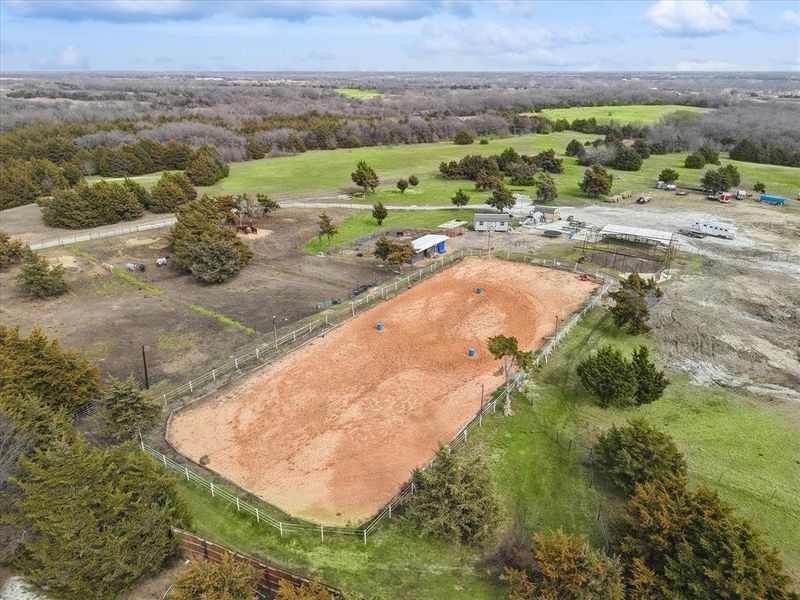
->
{"left": 0, "top": 326, "right": 99, "bottom": 413}
{"left": 404, "top": 446, "right": 499, "bottom": 545}
{"left": 275, "top": 579, "right": 334, "bottom": 600}
{"left": 696, "top": 144, "right": 720, "bottom": 165}
{"left": 578, "top": 164, "right": 613, "bottom": 197}
{"left": 451, "top": 189, "right": 470, "bottom": 209}
{"left": 683, "top": 153, "right": 705, "bottom": 169}
{"left": 534, "top": 172, "right": 558, "bottom": 203}
{"left": 396, "top": 178, "right": 408, "bottom": 193}
{"left": 168, "top": 555, "right": 259, "bottom": 600}
{"left": 595, "top": 418, "right": 686, "bottom": 495}
{"left": 576, "top": 345, "right": 636, "bottom": 407}
{"left": 16, "top": 251, "right": 68, "bottom": 299}
{"left": 453, "top": 130, "right": 474, "bottom": 145}
{"left": 487, "top": 184, "right": 516, "bottom": 212}
{"left": 479, "top": 138, "right": 489, "bottom": 145}
{"left": 753, "top": 181, "right": 766, "bottom": 193}
{"left": 371, "top": 202, "right": 388, "bottom": 225}
{"left": 530, "top": 148, "right": 563, "bottom": 174}
{"left": 0, "top": 232, "right": 29, "bottom": 271}
{"left": 408, "top": 174, "right": 419, "bottom": 186}
{"left": 502, "top": 529, "right": 624, "bottom": 600}
{"left": 350, "top": 160, "right": 380, "bottom": 195}
{"left": 101, "top": 376, "right": 161, "bottom": 442}
{"left": 184, "top": 145, "right": 229, "bottom": 186}
{"left": 632, "top": 138, "right": 650, "bottom": 159}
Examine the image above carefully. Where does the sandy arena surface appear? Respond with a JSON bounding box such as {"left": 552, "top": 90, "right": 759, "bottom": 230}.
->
{"left": 168, "top": 257, "right": 596, "bottom": 525}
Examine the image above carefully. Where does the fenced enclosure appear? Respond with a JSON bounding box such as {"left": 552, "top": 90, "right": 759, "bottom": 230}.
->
{"left": 136, "top": 248, "right": 611, "bottom": 542}
{"left": 29, "top": 218, "right": 177, "bottom": 251}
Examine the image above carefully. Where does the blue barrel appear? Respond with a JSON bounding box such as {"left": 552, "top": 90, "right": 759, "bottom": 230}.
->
{"left": 437, "top": 241, "right": 446, "bottom": 254}
{"left": 468, "top": 347, "right": 475, "bottom": 358}
{"left": 376, "top": 322, "right": 383, "bottom": 331}
{"left": 476, "top": 287, "right": 482, "bottom": 295}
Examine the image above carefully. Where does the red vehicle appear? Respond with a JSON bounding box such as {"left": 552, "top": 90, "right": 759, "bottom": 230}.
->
{"left": 718, "top": 193, "right": 732, "bottom": 203}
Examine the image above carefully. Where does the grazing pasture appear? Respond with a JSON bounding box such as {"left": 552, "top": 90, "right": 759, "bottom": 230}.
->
{"left": 532, "top": 103, "right": 709, "bottom": 124}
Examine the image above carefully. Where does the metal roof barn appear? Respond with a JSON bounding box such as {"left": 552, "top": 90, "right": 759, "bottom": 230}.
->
{"left": 599, "top": 224, "right": 675, "bottom": 247}
{"left": 412, "top": 234, "right": 449, "bottom": 254}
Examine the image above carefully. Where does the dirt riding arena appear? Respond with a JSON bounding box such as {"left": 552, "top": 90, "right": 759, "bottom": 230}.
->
{"left": 168, "top": 257, "right": 597, "bottom": 525}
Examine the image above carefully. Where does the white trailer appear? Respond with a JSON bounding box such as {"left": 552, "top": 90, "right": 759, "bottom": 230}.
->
{"left": 691, "top": 218, "right": 737, "bottom": 239}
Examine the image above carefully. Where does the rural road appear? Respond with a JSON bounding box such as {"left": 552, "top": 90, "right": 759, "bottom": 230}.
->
{"left": 9, "top": 199, "right": 499, "bottom": 251}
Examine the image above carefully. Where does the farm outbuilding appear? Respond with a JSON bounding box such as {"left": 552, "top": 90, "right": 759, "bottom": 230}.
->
{"left": 581, "top": 224, "right": 677, "bottom": 278}
{"left": 474, "top": 213, "right": 511, "bottom": 232}
{"left": 437, "top": 220, "right": 468, "bottom": 236}
{"left": 530, "top": 206, "right": 560, "bottom": 223}
{"left": 411, "top": 234, "right": 448, "bottom": 261}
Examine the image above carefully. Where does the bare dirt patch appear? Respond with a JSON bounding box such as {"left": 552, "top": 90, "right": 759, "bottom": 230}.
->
{"left": 168, "top": 257, "right": 597, "bottom": 525}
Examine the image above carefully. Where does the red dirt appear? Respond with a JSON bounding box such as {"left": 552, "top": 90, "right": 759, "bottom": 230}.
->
{"left": 168, "top": 257, "right": 596, "bottom": 525}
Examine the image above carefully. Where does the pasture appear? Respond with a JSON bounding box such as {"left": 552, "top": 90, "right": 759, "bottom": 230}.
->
{"left": 531, "top": 103, "right": 708, "bottom": 124}
{"left": 168, "top": 258, "right": 596, "bottom": 524}
{"left": 336, "top": 88, "right": 384, "bottom": 99}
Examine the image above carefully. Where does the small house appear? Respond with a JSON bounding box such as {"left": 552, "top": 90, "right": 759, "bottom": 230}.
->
{"left": 437, "top": 220, "right": 468, "bottom": 237}
{"left": 474, "top": 213, "right": 511, "bottom": 232}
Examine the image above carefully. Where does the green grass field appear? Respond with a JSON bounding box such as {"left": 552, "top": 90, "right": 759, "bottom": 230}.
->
{"left": 172, "top": 298, "right": 800, "bottom": 595}
{"left": 198, "top": 134, "right": 798, "bottom": 205}
{"left": 301, "top": 209, "right": 472, "bottom": 254}
{"left": 529, "top": 104, "right": 708, "bottom": 125}
{"left": 336, "top": 88, "right": 384, "bottom": 99}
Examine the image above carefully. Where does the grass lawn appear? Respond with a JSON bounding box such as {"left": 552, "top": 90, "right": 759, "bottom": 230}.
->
{"left": 528, "top": 104, "right": 709, "bottom": 125}
{"left": 530, "top": 308, "right": 800, "bottom": 584}
{"left": 300, "top": 209, "right": 473, "bottom": 254}
{"left": 336, "top": 88, "right": 384, "bottom": 100}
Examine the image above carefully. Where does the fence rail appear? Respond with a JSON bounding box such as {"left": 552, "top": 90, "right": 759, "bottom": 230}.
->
{"left": 136, "top": 249, "right": 610, "bottom": 542}
{"left": 29, "top": 218, "right": 177, "bottom": 251}
{"left": 173, "top": 528, "right": 340, "bottom": 597}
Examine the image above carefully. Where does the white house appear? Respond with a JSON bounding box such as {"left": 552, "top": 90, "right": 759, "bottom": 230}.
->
{"left": 474, "top": 213, "right": 511, "bottom": 232}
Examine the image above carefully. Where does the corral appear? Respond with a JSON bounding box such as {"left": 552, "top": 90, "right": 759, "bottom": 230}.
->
{"left": 168, "top": 257, "right": 597, "bottom": 525}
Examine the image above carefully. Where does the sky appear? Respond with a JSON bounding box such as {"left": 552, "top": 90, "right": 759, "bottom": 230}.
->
{"left": 0, "top": 0, "right": 798, "bottom": 72}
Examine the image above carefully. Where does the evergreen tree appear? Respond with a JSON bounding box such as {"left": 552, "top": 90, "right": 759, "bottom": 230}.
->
{"left": 101, "top": 376, "right": 161, "bottom": 442}
{"left": 404, "top": 446, "right": 499, "bottom": 545}
{"left": 275, "top": 579, "right": 334, "bottom": 600}
{"left": 565, "top": 139, "right": 586, "bottom": 158}
{"left": 148, "top": 180, "right": 186, "bottom": 213}
{"left": 453, "top": 130, "right": 474, "bottom": 145}
{"left": 0, "top": 159, "right": 40, "bottom": 210}
{"left": 372, "top": 202, "right": 388, "bottom": 225}
{"left": 350, "top": 161, "right": 379, "bottom": 195}
{"left": 579, "top": 164, "right": 613, "bottom": 197}
{"left": 451, "top": 189, "right": 470, "bottom": 210}
{"left": 531, "top": 148, "right": 564, "bottom": 173}
{"left": 171, "top": 195, "right": 253, "bottom": 284}
{"left": 576, "top": 345, "right": 636, "bottom": 408}
{"left": 0, "top": 231, "right": 29, "bottom": 271}
{"left": 122, "top": 178, "right": 151, "bottom": 209}
{"left": 0, "top": 326, "right": 100, "bottom": 413}
{"left": 630, "top": 346, "right": 669, "bottom": 405}
{"left": 595, "top": 418, "right": 686, "bottom": 495}
{"left": 730, "top": 138, "right": 766, "bottom": 163}
{"left": 256, "top": 193, "right": 281, "bottom": 214}
{"left": 502, "top": 529, "right": 624, "bottom": 600}
{"left": 396, "top": 178, "right": 409, "bottom": 193}
{"left": 617, "top": 481, "right": 791, "bottom": 599}
{"left": 408, "top": 174, "right": 419, "bottom": 187}
{"left": 696, "top": 144, "right": 720, "bottom": 165}
{"left": 10, "top": 436, "right": 187, "bottom": 600}
{"left": 16, "top": 251, "right": 68, "bottom": 299}
{"left": 753, "top": 181, "right": 766, "bottom": 193}
{"left": 632, "top": 138, "right": 651, "bottom": 159}
{"left": 612, "top": 146, "right": 643, "bottom": 171}
{"left": 684, "top": 153, "right": 706, "bottom": 169}
{"left": 185, "top": 145, "right": 229, "bottom": 186}
{"left": 487, "top": 184, "right": 516, "bottom": 213}
{"left": 317, "top": 212, "right": 338, "bottom": 246}
{"left": 609, "top": 273, "right": 652, "bottom": 335}
{"left": 658, "top": 168, "right": 679, "bottom": 183}
{"left": 534, "top": 172, "right": 558, "bottom": 203}
{"left": 168, "top": 555, "right": 259, "bottom": 600}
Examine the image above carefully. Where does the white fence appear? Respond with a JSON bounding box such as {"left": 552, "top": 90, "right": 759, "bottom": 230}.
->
{"left": 136, "top": 249, "right": 610, "bottom": 542}
{"left": 29, "top": 218, "right": 177, "bottom": 251}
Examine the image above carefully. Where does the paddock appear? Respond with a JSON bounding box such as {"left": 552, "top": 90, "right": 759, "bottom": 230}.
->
{"left": 167, "top": 257, "right": 597, "bottom": 525}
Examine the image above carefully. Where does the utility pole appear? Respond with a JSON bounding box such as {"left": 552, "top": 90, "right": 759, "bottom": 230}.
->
{"left": 272, "top": 316, "right": 278, "bottom": 350}
{"left": 141, "top": 345, "right": 149, "bottom": 390}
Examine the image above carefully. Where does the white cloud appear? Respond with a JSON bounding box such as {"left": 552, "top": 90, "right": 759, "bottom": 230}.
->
{"left": 32, "top": 44, "right": 90, "bottom": 70}
{"left": 491, "top": 1, "right": 537, "bottom": 17}
{"left": 5, "top": 0, "right": 463, "bottom": 22}
{"left": 645, "top": 0, "right": 752, "bottom": 36}
{"left": 675, "top": 60, "right": 740, "bottom": 71}
{"left": 781, "top": 9, "right": 800, "bottom": 28}
{"left": 417, "top": 22, "right": 578, "bottom": 66}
